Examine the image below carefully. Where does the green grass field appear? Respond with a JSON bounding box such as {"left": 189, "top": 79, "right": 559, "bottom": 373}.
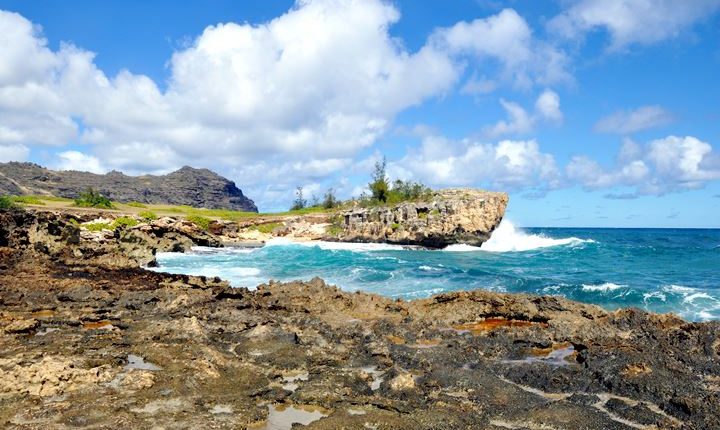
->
{"left": 2, "top": 194, "right": 334, "bottom": 221}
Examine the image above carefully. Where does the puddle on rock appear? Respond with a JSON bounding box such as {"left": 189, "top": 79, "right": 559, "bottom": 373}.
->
{"left": 126, "top": 354, "right": 162, "bottom": 371}
{"left": 210, "top": 404, "right": 233, "bottom": 415}
{"left": 347, "top": 408, "right": 367, "bottom": 415}
{"left": 251, "top": 404, "right": 329, "bottom": 430}
{"left": 31, "top": 310, "right": 55, "bottom": 318}
{"left": 82, "top": 320, "right": 115, "bottom": 330}
{"left": 360, "top": 366, "right": 385, "bottom": 391}
{"left": 35, "top": 327, "right": 60, "bottom": 337}
{"left": 281, "top": 370, "right": 309, "bottom": 392}
{"left": 108, "top": 354, "right": 162, "bottom": 389}
{"left": 451, "top": 318, "right": 548, "bottom": 335}
{"left": 503, "top": 344, "right": 577, "bottom": 366}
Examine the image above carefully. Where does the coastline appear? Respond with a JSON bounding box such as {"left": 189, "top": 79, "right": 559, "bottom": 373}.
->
{"left": 1, "top": 208, "right": 719, "bottom": 429}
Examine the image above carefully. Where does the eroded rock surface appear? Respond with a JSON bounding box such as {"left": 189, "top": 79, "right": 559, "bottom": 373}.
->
{"left": 1, "top": 209, "right": 719, "bottom": 429}
{"left": 339, "top": 189, "right": 508, "bottom": 247}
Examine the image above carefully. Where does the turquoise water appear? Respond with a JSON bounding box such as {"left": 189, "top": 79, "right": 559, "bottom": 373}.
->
{"left": 153, "top": 221, "right": 720, "bottom": 321}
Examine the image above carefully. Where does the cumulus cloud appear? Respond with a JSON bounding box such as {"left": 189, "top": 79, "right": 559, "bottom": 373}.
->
{"left": 484, "top": 89, "right": 562, "bottom": 138}
{"left": 435, "top": 9, "right": 571, "bottom": 87}
{"left": 0, "top": 1, "right": 572, "bottom": 204}
{"left": 0, "top": 144, "right": 29, "bottom": 162}
{"left": 594, "top": 105, "right": 674, "bottom": 134}
{"left": 535, "top": 89, "right": 563, "bottom": 122}
{"left": 567, "top": 135, "right": 720, "bottom": 196}
{"left": 393, "top": 135, "right": 560, "bottom": 191}
{"left": 549, "top": 0, "right": 720, "bottom": 50}
{"left": 56, "top": 151, "right": 106, "bottom": 174}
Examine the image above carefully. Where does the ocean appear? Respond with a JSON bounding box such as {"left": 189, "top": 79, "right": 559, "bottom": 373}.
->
{"left": 152, "top": 221, "right": 720, "bottom": 321}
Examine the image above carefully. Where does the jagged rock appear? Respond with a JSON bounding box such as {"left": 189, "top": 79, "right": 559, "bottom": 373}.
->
{"left": 1, "top": 211, "right": 719, "bottom": 429}
{"left": 338, "top": 189, "right": 508, "bottom": 247}
{"left": 0, "top": 162, "right": 257, "bottom": 211}
{"left": 0, "top": 210, "right": 222, "bottom": 268}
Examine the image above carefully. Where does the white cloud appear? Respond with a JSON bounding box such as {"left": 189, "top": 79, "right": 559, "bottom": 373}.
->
{"left": 434, "top": 9, "right": 571, "bottom": 87}
{"left": 56, "top": 151, "right": 106, "bottom": 174}
{"left": 0, "top": 144, "right": 29, "bottom": 162}
{"left": 394, "top": 136, "right": 560, "bottom": 191}
{"left": 549, "top": 0, "right": 720, "bottom": 50}
{"left": 484, "top": 99, "right": 535, "bottom": 138}
{"left": 595, "top": 105, "right": 674, "bottom": 134}
{"left": 484, "top": 89, "right": 562, "bottom": 138}
{"left": 567, "top": 135, "right": 720, "bottom": 196}
{"left": 535, "top": 89, "right": 563, "bottom": 122}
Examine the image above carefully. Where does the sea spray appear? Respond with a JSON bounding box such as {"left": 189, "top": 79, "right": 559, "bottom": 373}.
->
{"left": 479, "top": 221, "right": 595, "bottom": 252}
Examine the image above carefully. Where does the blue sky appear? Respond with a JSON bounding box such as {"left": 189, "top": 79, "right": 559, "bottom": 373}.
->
{"left": 0, "top": 0, "right": 719, "bottom": 226}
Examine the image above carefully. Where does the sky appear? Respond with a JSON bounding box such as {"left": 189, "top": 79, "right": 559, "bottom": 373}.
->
{"left": 0, "top": 0, "right": 719, "bottom": 227}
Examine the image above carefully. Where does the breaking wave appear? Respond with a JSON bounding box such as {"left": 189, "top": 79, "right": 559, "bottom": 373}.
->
{"left": 479, "top": 221, "right": 595, "bottom": 252}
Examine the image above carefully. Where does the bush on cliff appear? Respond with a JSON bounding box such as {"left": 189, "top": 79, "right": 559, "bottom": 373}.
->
{"left": 369, "top": 157, "right": 389, "bottom": 203}
{"left": 323, "top": 188, "right": 339, "bottom": 209}
{"left": 187, "top": 215, "right": 211, "bottom": 231}
{"left": 74, "top": 188, "right": 113, "bottom": 209}
{"left": 290, "top": 186, "right": 307, "bottom": 211}
{"left": 0, "top": 196, "right": 18, "bottom": 210}
{"left": 111, "top": 217, "right": 138, "bottom": 229}
{"left": 139, "top": 211, "right": 158, "bottom": 221}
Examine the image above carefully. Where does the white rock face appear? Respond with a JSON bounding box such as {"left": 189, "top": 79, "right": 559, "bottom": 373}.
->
{"left": 338, "top": 189, "right": 508, "bottom": 248}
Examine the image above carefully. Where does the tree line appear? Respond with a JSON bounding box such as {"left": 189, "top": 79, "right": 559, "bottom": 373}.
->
{"left": 290, "top": 157, "right": 431, "bottom": 211}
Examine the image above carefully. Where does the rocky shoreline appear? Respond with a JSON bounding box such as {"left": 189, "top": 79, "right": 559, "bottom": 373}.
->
{"left": 1, "top": 209, "right": 719, "bottom": 429}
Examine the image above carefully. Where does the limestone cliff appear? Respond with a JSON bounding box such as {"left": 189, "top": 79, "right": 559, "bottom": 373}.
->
{"left": 338, "top": 189, "right": 508, "bottom": 248}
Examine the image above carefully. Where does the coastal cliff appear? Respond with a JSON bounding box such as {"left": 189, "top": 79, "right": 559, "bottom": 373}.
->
{"left": 339, "top": 189, "right": 508, "bottom": 247}
{"left": 0, "top": 162, "right": 258, "bottom": 212}
{"left": 1, "top": 208, "right": 719, "bottom": 429}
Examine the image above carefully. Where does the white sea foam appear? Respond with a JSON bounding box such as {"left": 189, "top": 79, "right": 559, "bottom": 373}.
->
{"left": 443, "top": 244, "right": 483, "bottom": 252}
{"left": 581, "top": 282, "right": 625, "bottom": 292}
{"left": 642, "top": 291, "right": 667, "bottom": 302}
{"left": 662, "top": 284, "right": 697, "bottom": 293}
{"left": 683, "top": 292, "right": 717, "bottom": 304}
{"left": 265, "top": 238, "right": 410, "bottom": 252}
{"left": 478, "top": 221, "right": 595, "bottom": 252}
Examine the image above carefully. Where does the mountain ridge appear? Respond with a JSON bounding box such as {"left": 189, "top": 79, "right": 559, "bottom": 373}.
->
{"left": 0, "top": 162, "right": 258, "bottom": 212}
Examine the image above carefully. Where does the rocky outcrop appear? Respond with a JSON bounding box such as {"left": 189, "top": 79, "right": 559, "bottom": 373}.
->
{"left": 0, "top": 162, "right": 257, "bottom": 211}
{"left": 339, "top": 189, "right": 508, "bottom": 248}
{"left": 1, "top": 208, "right": 720, "bottom": 429}
{"left": 1, "top": 257, "right": 719, "bottom": 428}
{"left": 0, "top": 209, "right": 221, "bottom": 268}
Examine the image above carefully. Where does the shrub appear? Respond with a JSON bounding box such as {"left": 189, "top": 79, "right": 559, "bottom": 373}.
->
{"left": 139, "top": 211, "right": 158, "bottom": 221}
{"left": 84, "top": 222, "right": 112, "bottom": 232}
{"left": 326, "top": 224, "right": 343, "bottom": 236}
{"left": 126, "top": 201, "right": 147, "bottom": 208}
{"left": 322, "top": 188, "right": 339, "bottom": 209}
{"left": 0, "top": 196, "right": 18, "bottom": 210}
{"left": 187, "top": 215, "right": 211, "bottom": 231}
{"left": 111, "top": 216, "right": 138, "bottom": 229}
{"left": 74, "top": 188, "right": 113, "bottom": 209}
{"left": 252, "top": 222, "right": 282, "bottom": 234}
{"left": 391, "top": 223, "right": 400, "bottom": 231}
{"left": 368, "top": 157, "right": 389, "bottom": 203}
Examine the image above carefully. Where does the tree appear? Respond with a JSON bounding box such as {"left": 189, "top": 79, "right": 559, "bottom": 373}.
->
{"left": 322, "top": 188, "right": 338, "bottom": 209}
{"left": 368, "top": 157, "right": 389, "bottom": 202}
{"left": 290, "top": 186, "right": 307, "bottom": 211}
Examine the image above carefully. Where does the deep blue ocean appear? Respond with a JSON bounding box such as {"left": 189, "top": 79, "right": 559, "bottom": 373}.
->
{"left": 153, "top": 222, "right": 720, "bottom": 321}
